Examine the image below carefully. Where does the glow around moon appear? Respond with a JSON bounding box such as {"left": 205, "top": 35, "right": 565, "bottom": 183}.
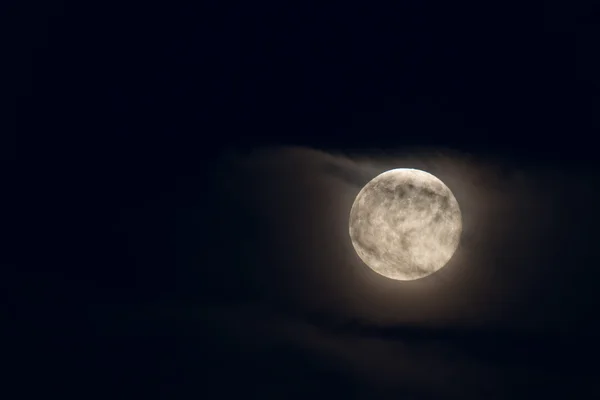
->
{"left": 349, "top": 168, "right": 462, "bottom": 281}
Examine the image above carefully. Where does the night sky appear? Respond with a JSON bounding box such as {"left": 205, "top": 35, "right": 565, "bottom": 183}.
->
{"left": 10, "top": 1, "right": 600, "bottom": 398}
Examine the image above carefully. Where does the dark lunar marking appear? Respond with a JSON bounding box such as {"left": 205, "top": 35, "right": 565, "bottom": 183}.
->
{"left": 419, "top": 187, "right": 437, "bottom": 198}
{"left": 356, "top": 239, "right": 381, "bottom": 260}
{"left": 400, "top": 235, "right": 411, "bottom": 251}
{"left": 376, "top": 183, "right": 398, "bottom": 198}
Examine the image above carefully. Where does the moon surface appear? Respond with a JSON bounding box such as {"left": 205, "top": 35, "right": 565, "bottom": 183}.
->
{"left": 349, "top": 168, "right": 462, "bottom": 281}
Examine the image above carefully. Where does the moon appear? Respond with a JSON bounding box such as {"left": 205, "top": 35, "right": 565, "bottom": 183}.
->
{"left": 349, "top": 168, "right": 462, "bottom": 281}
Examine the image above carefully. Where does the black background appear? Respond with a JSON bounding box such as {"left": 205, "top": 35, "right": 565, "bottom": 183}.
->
{"left": 9, "top": 1, "right": 600, "bottom": 398}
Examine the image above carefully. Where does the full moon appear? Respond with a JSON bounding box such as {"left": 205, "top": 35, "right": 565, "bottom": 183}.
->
{"left": 349, "top": 168, "right": 462, "bottom": 281}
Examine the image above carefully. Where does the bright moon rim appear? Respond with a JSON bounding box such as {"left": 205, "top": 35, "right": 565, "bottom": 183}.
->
{"left": 349, "top": 168, "right": 462, "bottom": 281}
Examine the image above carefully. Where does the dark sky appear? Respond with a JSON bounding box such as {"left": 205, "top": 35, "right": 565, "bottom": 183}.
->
{"left": 10, "top": 1, "right": 600, "bottom": 398}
